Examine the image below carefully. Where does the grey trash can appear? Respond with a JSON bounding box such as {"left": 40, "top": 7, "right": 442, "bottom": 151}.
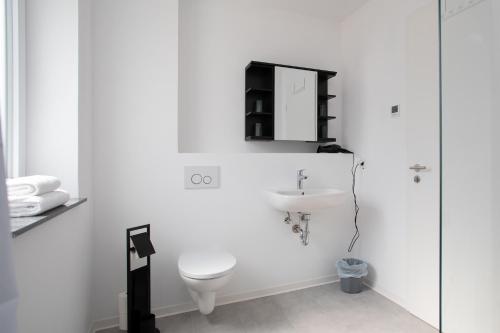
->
{"left": 336, "top": 258, "right": 368, "bottom": 294}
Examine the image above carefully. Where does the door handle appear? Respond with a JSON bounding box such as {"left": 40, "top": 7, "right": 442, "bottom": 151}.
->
{"left": 409, "top": 164, "right": 427, "bottom": 172}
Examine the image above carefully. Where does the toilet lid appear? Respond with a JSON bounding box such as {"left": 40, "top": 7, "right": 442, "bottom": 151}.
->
{"left": 178, "top": 252, "right": 236, "bottom": 280}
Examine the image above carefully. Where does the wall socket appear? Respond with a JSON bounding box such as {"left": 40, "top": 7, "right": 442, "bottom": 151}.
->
{"left": 184, "top": 166, "right": 220, "bottom": 189}
{"left": 355, "top": 157, "right": 366, "bottom": 169}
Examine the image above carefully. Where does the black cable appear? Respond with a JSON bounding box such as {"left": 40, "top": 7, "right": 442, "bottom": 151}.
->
{"left": 348, "top": 154, "right": 362, "bottom": 253}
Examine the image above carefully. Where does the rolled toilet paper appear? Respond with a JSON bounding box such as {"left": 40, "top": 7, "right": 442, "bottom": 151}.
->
{"left": 118, "top": 292, "right": 127, "bottom": 331}
{"left": 133, "top": 248, "right": 140, "bottom": 260}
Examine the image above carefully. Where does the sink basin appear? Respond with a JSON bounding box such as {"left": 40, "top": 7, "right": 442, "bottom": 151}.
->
{"left": 265, "top": 188, "right": 349, "bottom": 213}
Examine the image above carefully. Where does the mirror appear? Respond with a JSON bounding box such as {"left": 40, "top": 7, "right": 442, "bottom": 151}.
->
{"left": 275, "top": 67, "right": 317, "bottom": 141}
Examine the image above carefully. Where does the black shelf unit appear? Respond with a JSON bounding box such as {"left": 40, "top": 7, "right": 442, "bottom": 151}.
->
{"left": 245, "top": 61, "right": 338, "bottom": 143}
{"left": 245, "top": 62, "right": 275, "bottom": 140}
{"left": 317, "top": 69, "right": 337, "bottom": 143}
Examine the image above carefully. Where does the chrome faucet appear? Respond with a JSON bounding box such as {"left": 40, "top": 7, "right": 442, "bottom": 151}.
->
{"left": 297, "top": 169, "right": 308, "bottom": 190}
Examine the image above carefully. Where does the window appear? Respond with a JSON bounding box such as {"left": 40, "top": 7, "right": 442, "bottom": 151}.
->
{"left": 0, "top": 1, "right": 8, "bottom": 163}
{"left": 0, "top": 0, "right": 24, "bottom": 178}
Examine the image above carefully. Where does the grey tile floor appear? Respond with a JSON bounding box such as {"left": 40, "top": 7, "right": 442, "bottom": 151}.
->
{"left": 100, "top": 283, "right": 438, "bottom": 333}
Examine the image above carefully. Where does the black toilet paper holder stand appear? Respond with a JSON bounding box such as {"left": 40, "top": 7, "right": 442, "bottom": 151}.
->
{"left": 126, "top": 224, "right": 160, "bottom": 333}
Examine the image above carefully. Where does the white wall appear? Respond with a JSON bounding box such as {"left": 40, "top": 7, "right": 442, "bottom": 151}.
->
{"left": 441, "top": 0, "right": 498, "bottom": 331}
{"left": 13, "top": 205, "right": 92, "bottom": 333}
{"left": 492, "top": 2, "right": 500, "bottom": 330}
{"left": 0, "top": 117, "right": 17, "bottom": 333}
{"left": 178, "top": 0, "right": 343, "bottom": 153}
{"left": 91, "top": 0, "right": 356, "bottom": 325}
{"left": 340, "top": 0, "right": 439, "bottom": 327}
{"left": 25, "top": 0, "right": 79, "bottom": 196}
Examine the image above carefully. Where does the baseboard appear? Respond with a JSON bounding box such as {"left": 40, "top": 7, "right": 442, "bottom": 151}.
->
{"left": 89, "top": 274, "right": 338, "bottom": 332}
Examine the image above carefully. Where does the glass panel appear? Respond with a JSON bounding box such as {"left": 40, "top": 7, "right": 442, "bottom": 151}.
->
{"left": 441, "top": 0, "right": 500, "bottom": 331}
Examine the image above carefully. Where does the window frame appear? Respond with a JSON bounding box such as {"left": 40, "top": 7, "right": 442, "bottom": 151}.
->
{"left": 2, "top": 0, "right": 25, "bottom": 178}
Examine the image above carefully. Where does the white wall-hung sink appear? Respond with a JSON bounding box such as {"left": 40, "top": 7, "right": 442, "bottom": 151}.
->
{"left": 265, "top": 188, "right": 349, "bottom": 213}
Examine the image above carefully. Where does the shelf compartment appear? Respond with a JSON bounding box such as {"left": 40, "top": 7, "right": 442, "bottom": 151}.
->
{"left": 246, "top": 94, "right": 273, "bottom": 114}
{"left": 245, "top": 113, "right": 273, "bottom": 140}
{"left": 245, "top": 63, "right": 274, "bottom": 93}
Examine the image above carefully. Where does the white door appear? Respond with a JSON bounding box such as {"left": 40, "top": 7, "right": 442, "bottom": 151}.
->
{"left": 274, "top": 67, "right": 317, "bottom": 141}
{"left": 405, "top": 2, "right": 440, "bottom": 328}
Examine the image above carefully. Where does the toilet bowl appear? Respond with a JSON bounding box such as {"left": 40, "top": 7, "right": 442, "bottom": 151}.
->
{"left": 178, "top": 252, "right": 236, "bottom": 315}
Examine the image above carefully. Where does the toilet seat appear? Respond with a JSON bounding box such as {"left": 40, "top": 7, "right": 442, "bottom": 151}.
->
{"left": 178, "top": 252, "right": 236, "bottom": 280}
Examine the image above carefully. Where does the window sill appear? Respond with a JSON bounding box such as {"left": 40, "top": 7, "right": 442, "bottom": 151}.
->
{"left": 10, "top": 198, "right": 87, "bottom": 238}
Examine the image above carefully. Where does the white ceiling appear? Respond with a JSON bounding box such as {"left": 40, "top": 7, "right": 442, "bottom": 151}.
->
{"left": 252, "top": 0, "right": 370, "bottom": 21}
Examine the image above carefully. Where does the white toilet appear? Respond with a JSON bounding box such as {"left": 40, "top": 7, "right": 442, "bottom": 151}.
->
{"left": 178, "top": 252, "right": 236, "bottom": 315}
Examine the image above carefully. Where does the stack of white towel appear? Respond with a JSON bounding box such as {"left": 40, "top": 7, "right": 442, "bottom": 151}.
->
{"left": 6, "top": 175, "right": 70, "bottom": 217}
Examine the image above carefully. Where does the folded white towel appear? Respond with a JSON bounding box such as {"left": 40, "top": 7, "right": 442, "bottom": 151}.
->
{"left": 6, "top": 175, "right": 61, "bottom": 201}
{"left": 9, "top": 190, "right": 70, "bottom": 217}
